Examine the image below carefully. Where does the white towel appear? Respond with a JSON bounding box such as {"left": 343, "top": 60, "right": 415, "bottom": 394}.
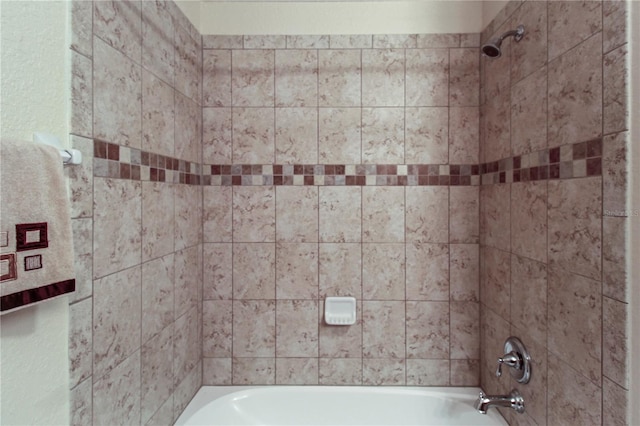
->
{"left": 0, "top": 139, "right": 75, "bottom": 314}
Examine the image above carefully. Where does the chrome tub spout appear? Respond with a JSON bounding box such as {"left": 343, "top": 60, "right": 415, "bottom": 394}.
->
{"left": 474, "top": 389, "right": 525, "bottom": 414}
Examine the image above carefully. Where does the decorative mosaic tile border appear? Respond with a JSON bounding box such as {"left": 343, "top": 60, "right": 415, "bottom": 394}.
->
{"left": 480, "top": 138, "right": 603, "bottom": 185}
{"left": 202, "top": 163, "right": 481, "bottom": 186}
{"left": 93, "top": 140, "right": 201, "bottom": 185}
{"left": 90, "top": 138, "right": 602, "bottom": 187}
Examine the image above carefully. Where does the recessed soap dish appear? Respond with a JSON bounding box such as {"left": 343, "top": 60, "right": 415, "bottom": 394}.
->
{"left": 324, "top": 297, "right": 356, "bottom": 325}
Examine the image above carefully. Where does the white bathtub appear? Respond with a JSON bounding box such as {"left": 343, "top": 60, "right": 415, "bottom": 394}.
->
{"left": 175, "top": 386, "right": 509, "bottom": 426}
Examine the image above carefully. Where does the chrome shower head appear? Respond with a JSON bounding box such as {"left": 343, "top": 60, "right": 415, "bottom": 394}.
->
{"left": 481, "top": 25, "right": 525, "bottom": 59}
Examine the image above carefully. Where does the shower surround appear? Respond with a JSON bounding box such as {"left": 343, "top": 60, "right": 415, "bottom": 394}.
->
{"left": 478, "top": 1, "right": 630, "bottom": 425}
{"left": 200, "top": 33, "right": 482, "bottom": 387}
{"left": 66, "top": 0, "right": 631, "bottom": 425}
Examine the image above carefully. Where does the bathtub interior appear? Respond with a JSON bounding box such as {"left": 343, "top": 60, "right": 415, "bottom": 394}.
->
{"left": 175, "top": 386, "right": 509, "bottom": 426}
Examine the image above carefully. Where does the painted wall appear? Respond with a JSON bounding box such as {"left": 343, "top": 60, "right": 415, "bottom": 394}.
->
{"left": 178, "top": 0, "right": 494, "bottom": 35}
{"left": 478, "top": 1, "right": 631, "bottom": 424}
{"left": 67, "top": 1, "right": 203, "bottom": 424}
{"left": 0, "top": 1, "right": 70, "bottom": 424}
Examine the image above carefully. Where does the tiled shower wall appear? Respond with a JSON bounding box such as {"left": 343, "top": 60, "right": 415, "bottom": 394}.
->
{"left": 478, "top": 1, "right": 629, "bottom": 425}
{"left": 68, "top": 1, "right": 203, "bottom": 424}
{"left": 200, "top": 34, "right": 484, "bottom": 386}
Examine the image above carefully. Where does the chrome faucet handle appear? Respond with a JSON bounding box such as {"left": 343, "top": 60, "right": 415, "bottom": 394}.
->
{"left": 496, "top": 352, "right": 521, "bottom": 377}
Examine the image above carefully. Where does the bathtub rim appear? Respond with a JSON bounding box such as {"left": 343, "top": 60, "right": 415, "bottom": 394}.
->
{"left": 174, "top": 385, "right": 506, "bottom": 426}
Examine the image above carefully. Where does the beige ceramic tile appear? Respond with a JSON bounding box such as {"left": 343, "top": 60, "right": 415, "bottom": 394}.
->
{"left": 276, "top": 243, "right": 318, "bottom": 299}
{"left": 481, "top": 246, "right": 510, "bottom": 321}
{"left": 319, "top": 187, "right": 362, "bottom": 243}
{"left": 362, "top": 187, "right": 404, "bottom": 242}
{"left": 174, "top": 93, "right": 201, "bottom": 163}
{"left": 363, "top": 359, "right": 406, "bottom": 385}
{"left": 548, "top": 266, "right": 602, "bottom": 385}
{"left": 276, "top": 358, "right": 319, "bottom": 385}
{"left": 548, "top": 33, "right": 602, "bottom": 148}
{"left": 141, "top": 254, "right": 174, "bottom": 344}
{"left": 287, "top": 35, "right": 329, "bottom": 48}
{"left": 406, "top": 49, "right": 449, "bottom": 106}
{"left": 318, "top": 108, "right": 361, "bottom": 163}
{"left": 172, "top": 307, "right": 201, "bottom": 388}
{"left": 275, "top": 108, "right": 318, "bottom": 164}
{"left": 93, "top": 267, "right": 141, "bottom": 380}
{"left": 232, "top": 50, "right": 275, "bottom": 106}
{"left": 362, "top": 49, "right": 404, "bottom": 106}
{"left": 203, "top": 50, "right": 231, "bottom": 107}
{"left": 94, "top": 1, "right": 142, "bottom": 63}
{"left": 449, "top": 107, "right": 479, "bottom": 164}
{"left": 406, "top": 301, "right": 449, "bottom": 359}
{"left": 141, "top": 325, "right": 173, "bottom": 425}
{"left": 276, "top": 300, "right": 319, "bottom": 357}
{"left": 70, "top": 218, "right": 93, "bottom": 303}
{"left": 604, "top": 45, "right": 629, "bottom": 135}
{"left": 603, "top": 131, "right": 628, "bottom": 214}
{"left": 374, "top": 34, "right": 417, "bottom": 48}
{"left": 319, "top": 50, "right": 361, "bottom": 106}
{"left": 69, "top": 298, "right": 93, "bottom": 389}
{"left": 510, "top": 0, "right": 547, "bottom": 84}
{"left": 603, "top": 296, "right": 628, "bottom": 389}
{"left": 450, "top": 359, "right": 479, "bottom": 386}
{"left": 449, "top": 186, "right": 479, "bottom": 244}
{"left": 547, "top": 357, "right": 602, "bottom": 425}
{"left": 203, "top": 300, "right": 233, "bottom": 357}
{"left": 203, "top": 186, "right": 232, "bottom": 243}
{"left": 232, "top": 186, "right": 275, "bottom": 242}
{"left": 603, "top": 377, "right": 629, "bottom": 426}
{"left": 330, "top": 35, "right": 372, "bottom": 49}
{"left": 233, "top": 301, "right": 276, "bottom": 357}
{"left": 511, "top": 66, "right": 547, "bottom": 156}
{"left": 71, "top": 51, "right": 92, "bottom": 138}
{"left": 203, "top": 358, "right": 232, "bottom": 385}
{"left": 449, "top": 244, "right": 479, "bottom": 302}
{"left": 174, "top": 184, "right": 201, "bottom": 250}
{"left": 141, "top": 1, "right": 174, "bottom": 86}
{"left": 480, "top": 308, "right": 511, "bottom": 396}
{"left": 548, "top": 177, "right": 602, "bottom": 280}
{"left": 244, "top": 35, "right": 286, "bottom": 49}
{"left": 362, "top": 108, "right": 404, "bottom": 164}
{"left": 93, "top": 178, "right": 141, "bottom": 279}
{"left": 548, "top": 0, "right": 602, "bottom": 61}
{"left": 174, "top": 24, "right": 201, "bottom": 104}
{"left": 93, "top": 37, "right": 142, "bottom": 148}
{"left": 71, "top": 1, "right": 92, "bottom": 57}
{"left": 319, "top": 358, "right": 362, "bottom": 385}
{"left": 319, "top": 301, "right": 362, "bottom": 358}
{"left": 363, "top": 301, "right": 405, "bottom": 358}
{"left": 603, "top": 0, "right": 628, "bottom": 53}
{"left": 418, "top": 34, "right": 460, "bottom": 48}
{"left": 450, "top": 48, "right": 479, "bottom": 106}
{"left": 203, "top": 108, "right": 232, "bottom": 164}
{"left": 511, "top": 181, "right": 547, "bottom": 263}
{"left": 405, "top": 107, "right": 448, "bottom": 163}
{"left": 233, "top": 243, "right": 276, "bottom": 299}
{"left": 71, "top": 378, "right": 92, "bottom": 426}
{"left": 319, "top": 243, "right": 362, "bottom": 298}
{"left": 144, "top": 394, "right": 172, "bottom": 426}
{"left": 174, "top": 245, "right": 200, "bottom": 318}
{"left": 92, "top": 351, "right": 141, "bottom": 425}
{"left": 275, "top": 50, "right": 318, "bottom": 107}
{"left": 276, "top": 186, "right": 318, "bottom": 242}
{"left": 603, "top": 216, "right": 627, "bottom": 302}
{"left": 142, "top": 70, "right": 174, "bottom": 157}
{"left": 406, "top": 186, "right": 449, "bottom": 243}
{"left": 233, "top": 358, "right": 275, "bottom": 384}
{"left": 142, "top": 182, "right": 174, "bottom": 261}
{"left": 67, "top": 136, "right": 94, "bottom": 219}
{"left": 482, "top": 92, "right": 511, "bottom": 162}
{"left": 172, "top": 360, "right": 202, "bottom": 419}
{"left": 480, "top": 184, "right": 511, "bottom": 250}
{"left": 406, "top": 243, "right": 449, "bottom": 301}
{"left": 203, "top": 243, "right": 233, "bottom": 300}
{"left": 232, "top": 107, "right": 275, "bottom": 163}
{"left": 406, "top": 359, "right": 450, "bottom": 386}
{"left": 510, "top": 255, "right": 547, "bottom": 345}
{"left": 362, "top": 243, "right": 405, "bottom": 300}
{"left": 450, "top": 302, "right": 479, "bottom": 360}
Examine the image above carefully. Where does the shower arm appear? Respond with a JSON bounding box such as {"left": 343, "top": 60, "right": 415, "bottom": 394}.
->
{"left": 496, "top": 25, "right": 525, "bottom": 43}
